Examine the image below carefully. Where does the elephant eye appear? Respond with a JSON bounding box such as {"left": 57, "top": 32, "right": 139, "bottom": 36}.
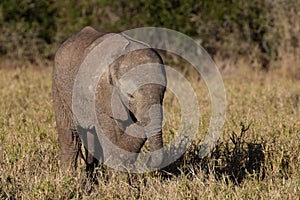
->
{"left": 127, "top": 92, "right": 134, "bottom": 98}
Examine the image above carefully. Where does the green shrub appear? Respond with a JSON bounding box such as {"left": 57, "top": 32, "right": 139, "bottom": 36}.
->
{"left": 0, "top": 0, "right": 299, "bottom": 70}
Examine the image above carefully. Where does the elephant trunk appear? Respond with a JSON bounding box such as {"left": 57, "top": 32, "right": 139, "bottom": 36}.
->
{"left": 144, "top": 104, "right": 164, "bottom": 168}
{"left": 148, "top": 133, "right": 164, "bottom": 168}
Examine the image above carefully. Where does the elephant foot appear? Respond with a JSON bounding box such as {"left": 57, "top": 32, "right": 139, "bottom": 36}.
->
{"left": 60, "top": 149, "right": 80, "bottom": 172}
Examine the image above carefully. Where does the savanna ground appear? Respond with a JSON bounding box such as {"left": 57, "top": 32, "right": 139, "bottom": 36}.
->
{"left": 0, "top": 62, "right": 299, "bottom": 199}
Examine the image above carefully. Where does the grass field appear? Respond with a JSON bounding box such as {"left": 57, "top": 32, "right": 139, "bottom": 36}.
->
{"left": 0, "top": 65, "right": 299, "bottom": 199}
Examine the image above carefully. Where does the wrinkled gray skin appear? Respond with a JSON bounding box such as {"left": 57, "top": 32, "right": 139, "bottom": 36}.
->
{"left": 53, "top": 26, "right": 166, "bottom": 173}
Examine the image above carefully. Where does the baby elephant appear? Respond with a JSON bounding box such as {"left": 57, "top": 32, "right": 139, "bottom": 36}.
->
{"left": 52, "top": 26, "right": 166, "bottom": 173}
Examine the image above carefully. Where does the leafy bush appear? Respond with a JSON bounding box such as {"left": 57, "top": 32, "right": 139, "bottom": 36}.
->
{"left": 0, "top": 0, "right": 299, "bottom": 70}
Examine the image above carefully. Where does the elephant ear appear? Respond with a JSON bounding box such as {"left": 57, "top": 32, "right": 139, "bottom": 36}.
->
{"left": 73, "top": 33, "right": 131, "bottom": 130}
{"left": 109, "top": 66, "right": 142, "bottom": 132}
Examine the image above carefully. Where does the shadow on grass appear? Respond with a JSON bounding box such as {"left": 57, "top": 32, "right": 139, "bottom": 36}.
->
{"left": 161, "top": 122, "right": 266, "bottom": 184}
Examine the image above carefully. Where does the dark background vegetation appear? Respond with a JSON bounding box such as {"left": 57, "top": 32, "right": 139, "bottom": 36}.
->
{"left": 0, "top": 0, "right": 299, "bottom": 72}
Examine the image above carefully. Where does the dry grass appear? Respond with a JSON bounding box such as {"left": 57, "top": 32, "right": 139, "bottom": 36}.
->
{"left": 0, "top": 64, "right": 299, "bottom": 199}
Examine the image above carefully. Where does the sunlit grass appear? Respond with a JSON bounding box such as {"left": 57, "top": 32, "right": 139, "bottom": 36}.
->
{"left": 0, "top": 66, "right": 299, "bottom": 199}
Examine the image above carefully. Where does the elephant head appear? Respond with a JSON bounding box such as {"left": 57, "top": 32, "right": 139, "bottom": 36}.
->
{"left": 100, "top": 46, "right": 167, "bottom": 169}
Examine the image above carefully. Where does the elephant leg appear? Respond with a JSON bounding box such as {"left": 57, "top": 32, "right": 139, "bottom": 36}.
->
{"left": 82, "top": 128, "right": 102, "bottom": 176}
{"left": 57, "top": 126, "right": 81, "bottom": 171}
{"left": 53, "top": 84, "right": 80, "bottom": 171}
{"left": 97, "top": 114, "right": 146, "bottom": 168}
